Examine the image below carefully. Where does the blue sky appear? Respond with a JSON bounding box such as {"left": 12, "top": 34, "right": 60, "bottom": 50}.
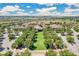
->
{"left": 0, "top": 3, "right": 79, "bottom": 16}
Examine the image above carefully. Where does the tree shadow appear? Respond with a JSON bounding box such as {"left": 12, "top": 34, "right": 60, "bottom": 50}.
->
{"left": 16, "top": 45, "right": 25, "bottom": 50}
{"left": 51, "top": 44, "right": 56, "bottom": 49}
{"left": 33, "top": 39, "right": 37, "bottom": 42}
{"left": 0, "top": 47, "right": 5, "bottom": 51}
{"left": 29, "top": 44, "right": 37, "bottom": 50}
{"left": 0, "top": 40, "right": 3, "bottom": 42}
{"left": 71, "top": 42, "right": 75, "bottom": 46}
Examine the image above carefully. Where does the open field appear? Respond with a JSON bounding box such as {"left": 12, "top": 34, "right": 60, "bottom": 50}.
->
{"left": 34, "top": 32, "right": 46, "bottom": 50}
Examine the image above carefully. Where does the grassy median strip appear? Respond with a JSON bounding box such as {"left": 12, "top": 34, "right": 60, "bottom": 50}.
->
{"left": 34, "top": 32, "right": 46, "bottom": 50}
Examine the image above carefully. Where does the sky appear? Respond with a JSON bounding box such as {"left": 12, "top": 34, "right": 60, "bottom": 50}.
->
{"left": 0, "top": 3, "right": 79, "bottom": 16}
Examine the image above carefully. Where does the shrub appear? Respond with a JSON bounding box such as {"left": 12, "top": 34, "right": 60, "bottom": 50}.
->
{"left": 4, "top": 50, "right": 13, "bottom": 56}
{"left": 21, "top": 49, "right": 31, "bottom": 56}
{"left": 8, "top": 33, "right": 15, "bottom": 41}
{"left": 45, "top": 49, "right": 57, "bottom": 56}
{"left": 59, "top": 50, "right": 76, "bottom": 56}
{"left": 67, "top": 36, "right": 74, "bottom": 44}
{"left": 77, "top": 34, "right": 79, "bottom": 39}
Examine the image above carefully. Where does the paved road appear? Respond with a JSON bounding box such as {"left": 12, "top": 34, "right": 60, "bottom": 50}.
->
{"left": 1, "top": 28, "right": 23, "bottom": 55}
{"left": 71, "top": 28, "right": 79, "bottom": 55}
{"left": 2, "top": 28, "right": 16, "bottom": 52}
{"left": 2, "top": 28, "right": 12, "bottom": 51}
{"left": 60, "top": 28, "right": 79, "bottom": 55}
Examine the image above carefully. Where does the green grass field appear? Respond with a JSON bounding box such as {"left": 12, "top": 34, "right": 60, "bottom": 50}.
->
{"left": 34, "top": 32, "right": 46, "bottom": 50}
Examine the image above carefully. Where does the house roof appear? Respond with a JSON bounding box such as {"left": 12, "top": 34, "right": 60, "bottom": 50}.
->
{"left": 50, "top": 24, "right": 62, "bottom": 28}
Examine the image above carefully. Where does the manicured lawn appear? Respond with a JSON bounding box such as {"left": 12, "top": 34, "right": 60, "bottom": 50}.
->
{"left": 34, "top": 32, "right": 46, "bottom": 50}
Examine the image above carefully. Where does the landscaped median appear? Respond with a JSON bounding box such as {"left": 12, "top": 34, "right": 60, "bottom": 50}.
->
{"left": 34, "top": 32, "right": 46, "bottom": 50}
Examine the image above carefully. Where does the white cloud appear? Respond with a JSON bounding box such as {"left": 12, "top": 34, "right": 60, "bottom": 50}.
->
{"left": 26, "top": 6, "right": 31, "bottom": 8}
{"left": 46, "top": 3, "right": 54, "bottom": 6}
{"left": 61, "top": 12, "right": 79, "bottom": 16}
{"left": 66, "top": 3, "right": 75, "bottom": 6}
{"left": 36, "top": 12, "right": 51, "bottom": 16}
{"left": 36, "top": 7, "right": 56, "bottom": 16}
{"left": 36, "top": 7, "right": 56, "bottom": 12}
{"left": 12, "top": 12, "right": 29, "bottom": 16}
{"left": 0, "top": 4, "right": 79, "bottom": 16}
{"left": 0, "top": 11, "right": 29, "bottom": 16}
{"left": 1, "top": 5, "right": 20, "bottom": 12}
{"left": 38, "top": 3, "right": 54, "bottom": 6}
{"left": 0, "top": 5, "right": 29, "bottom": 16}
{"left": 29, "top": 11, "right": 34, "bottom": 13}
{"left": 35, "top": 5, "right": 79, "bottom": 16}
{"left": 73, "top": 4, "right": 79, "bottom": 8}
{"left": 36, "top": 11, "right": 61, "bottom": 16}
{"left": 34, "top": 3, "right": 79, "bottom": 16}
{"left": 65, "top": 8, "right": 79, "bottom": 13}
{"left": 62, "top": 6, "right": 79, "bottom": 16}
{"left": 37, "top": 3, "right": 47, "bottom": 5}
{"left": 0, "top": 5, "right": 21, "bottom": 15}
{"left": 67, "top": 3, "right": 79, "bottom": 8}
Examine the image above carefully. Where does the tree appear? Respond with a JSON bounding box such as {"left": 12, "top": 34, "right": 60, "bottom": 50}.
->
{"left": 11, "top": 43, "right": 17, "bottom": 48}
{"left": 15, "top": 37, "right": 25, "bottom": 48}
{"left": 0, "top": 32, "right": 3, "bottom": 36}
{"left": 8, "top": 34, "right": 15, "bottom": 41}
{"left": 55, "top": 40, "right": 63, "bottom": 49}
{"left": 21, "top": 49, "right": 31, "bottom": 56}
{"left": 45, "top": 49, "right": 57, "bottom": 56}
{"left": 24, "top": 39, "right": 33, "bottom": 48}
{"left": 59, "top": 50, "right": 76, "bottom": 56}
{"left": 67, "top": 29, "right": 73, "bottom": 36}
{"left": 74, "top": 27, "right": 79, "bottom": 32}
{"left": 44, "top": 39, "right": 53, "bottom": 49}
{"left": 11, "top": 27, "right": 36, "bottom": 49}
{"left": 4, "top": 51, "right": 13, "bottom": 56}
{"left": 67, "top": 36, "right": 74, "bottom": 44}
{"left": 77, "top": 34, "right": 79, "bottom": 39}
